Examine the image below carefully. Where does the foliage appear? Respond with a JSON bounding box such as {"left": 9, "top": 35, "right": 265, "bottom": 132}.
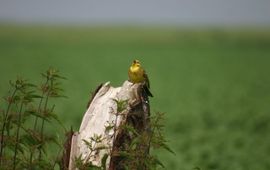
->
{"left": 75, "top": 134, "right": 109, "bottom": 170}
{"left": 76, "top": 98, "right": 173, "bottom": 170}
{"left": 0, "top": 68, "right": 66, "bottom": 170}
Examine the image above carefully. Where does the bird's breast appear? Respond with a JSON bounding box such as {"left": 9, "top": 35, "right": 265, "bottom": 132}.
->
{"left": 129, "top": 66, "right": 144, "bottom": 83}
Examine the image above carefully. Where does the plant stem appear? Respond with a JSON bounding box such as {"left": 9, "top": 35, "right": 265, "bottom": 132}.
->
{"left": 29, "top": 149, "right": 33, "bottom": 168}
{"left": 0, "top": 88, "right": 17, "bottom": 165}
{"left": 30, "top": 80, "right": 48, "bottom": 164}
{"left": 52, "top": 147, "right": 62, "bottom": 169}
{"left": 33, "top": 96, "right": 43, "bottom": 131}
{"left": 13, "top": 102, "right": 24, "bottom": 170}
{"left": 38, "top": 79, "right": 51, "bottom": 161}
{"left": 33, "top": 79, "right": 49, "bottom": 131}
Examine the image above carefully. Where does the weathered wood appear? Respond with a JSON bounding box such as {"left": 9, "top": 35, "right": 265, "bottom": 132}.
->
{"left": 68, "top": 80, "right": 150, "bottom": 170}
{"left": 61, "top": 128, "right": 74, "bottom": 170}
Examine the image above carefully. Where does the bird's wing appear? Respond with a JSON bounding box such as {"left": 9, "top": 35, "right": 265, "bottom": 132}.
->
{"left": 143, "top": 70, "right": 153, "bottom": 97}
{"left": 143, "top": 70, "right": 150, "bottom": 88}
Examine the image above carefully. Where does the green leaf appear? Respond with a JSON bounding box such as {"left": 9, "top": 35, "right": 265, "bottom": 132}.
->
{"left": 24, "top": 83, "right": 37, "bottom": 87}
{"left": 26, "top": 110, "right": 49, "bottom": 122}
{"left": 101, "top": 153, "right": 108, "bottom": 170}
{"left": 120, "top": 124, "right": 139, "bottom": 136}
{"left": 46, "top": 112, "right": 67, "bottom": 131}
{"left": 29, "top": 94, "right": 43, "bottom": 99}
{"left": 104, "top": 124, "right": 114, "bottom": 132}
{"left": 160, "top": 142, "right": 176, "bottom": 155}
{"left": 20, "top": 132, "right": 41, "bottom": 146}
{"left": 112, "top": 98, "right": 128, "bottom": 113}
{"left": 83, "top": 139, "right": 92, "bottom": 149}
{"left": 129, "top": 136, "right": 140, "bottom": 149}
{"left": 152, "top": 157, "right": 165, "bottom": 168}
{"left": 117, "top": 151, "right": 132, "bottom": 159}
{"left": 54, "top": 74, "right": 67, "bottom": 80}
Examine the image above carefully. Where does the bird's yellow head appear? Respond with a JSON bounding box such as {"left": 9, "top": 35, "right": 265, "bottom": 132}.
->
{"left": 132, "top": 60, "right": 141, "bottom": 67}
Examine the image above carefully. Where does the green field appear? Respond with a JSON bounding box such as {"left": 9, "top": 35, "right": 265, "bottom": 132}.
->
{"left": 1, "top": 25, "right": 270, "bottom": 170}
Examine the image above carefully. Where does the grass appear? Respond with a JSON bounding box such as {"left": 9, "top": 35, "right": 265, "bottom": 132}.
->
{"left": 1, "top": 24, "right": 270, "bottom": 170}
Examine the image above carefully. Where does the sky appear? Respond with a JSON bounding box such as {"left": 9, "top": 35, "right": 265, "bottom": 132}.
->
{"left": 0, "top": 0, "right": 270, "bottom": 26}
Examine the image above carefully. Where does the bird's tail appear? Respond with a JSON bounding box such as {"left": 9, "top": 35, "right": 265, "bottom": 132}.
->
{"left": 143, "top": 85, "right": 153, "bottom": 97}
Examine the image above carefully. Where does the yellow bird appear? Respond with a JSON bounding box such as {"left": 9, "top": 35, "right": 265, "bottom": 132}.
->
{"left": 128, "top": 60, "right": 153, "bottom": 97}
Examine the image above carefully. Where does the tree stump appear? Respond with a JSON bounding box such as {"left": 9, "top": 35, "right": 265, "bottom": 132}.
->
{"left": 68, "top": 80, "right": 151, "bottom": 170}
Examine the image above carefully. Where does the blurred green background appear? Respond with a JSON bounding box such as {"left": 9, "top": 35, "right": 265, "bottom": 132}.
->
{"left": 1, "top": 25, "right": 270, "bottom": 170}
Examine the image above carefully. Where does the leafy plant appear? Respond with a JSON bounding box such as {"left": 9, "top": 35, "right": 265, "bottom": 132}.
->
{"left": 0, "top": 68, "right": 66, "bottom": 170}
{"left": 76, "top": 98, "right": 174, "bottom": 170}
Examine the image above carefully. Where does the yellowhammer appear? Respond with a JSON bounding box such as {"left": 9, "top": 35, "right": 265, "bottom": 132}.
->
{"left": 128, "top": 60, "right": 153, "bottom": 97}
